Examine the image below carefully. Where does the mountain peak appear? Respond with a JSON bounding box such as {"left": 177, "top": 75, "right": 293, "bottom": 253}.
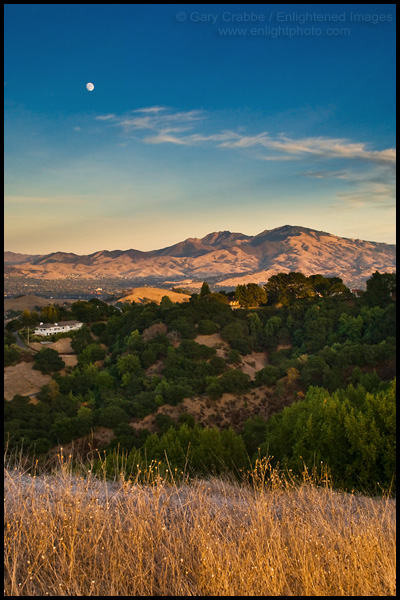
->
{"left": 201, "top": 231, "right": 251, "bottom": 246}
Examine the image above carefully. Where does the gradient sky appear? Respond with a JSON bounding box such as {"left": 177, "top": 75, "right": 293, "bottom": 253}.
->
{"left": 4, "top": 4, "right": 396, "bottom": 254}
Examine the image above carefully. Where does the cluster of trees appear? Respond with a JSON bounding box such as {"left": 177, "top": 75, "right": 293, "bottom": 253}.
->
{"left": 233, "top": 272, "right": 354, "bottom": 308}
{"left": 4, "top": 271, "right": 396, "bottom": 493}
{"left": 253, "top": 379, "right": 396, "bottom": 493}
{"left": 96, "top": 379, "right": 396, "bottom": 493}
{"left": 232, "top": 271, "right": 395, "bottom": 309}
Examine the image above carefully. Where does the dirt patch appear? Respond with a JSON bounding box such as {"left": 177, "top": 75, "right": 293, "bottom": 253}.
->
{"left": 277, "top": 343, "right": 292, "bottom": 352}
{"left": 240, "top": 351, "right": 269, "bottom": 378}
{"left": 50, "top": 427, "right": 115, "bottom": 457}
{"left": 29, "top": 337, "right": 75, "bottom": 354}
{"left": 195, "top": 335, "right": 268, "bottom": 378}
{"left": 129, "top": 385, "right": 276, "bottom": 434}
{"left": 195, "top": 333, "right": 225, "bottom": 347}
{"left": 60, "top": 354, "right": 79, "bottom": 368}
{"left": 195, "top": 333, "right": 230, "bottom": 358}
{"left": 4, "top": 362, "right": 52, "bottom": 401}
{"left": 145, "top": 360, "right": 164, "bottom": 377}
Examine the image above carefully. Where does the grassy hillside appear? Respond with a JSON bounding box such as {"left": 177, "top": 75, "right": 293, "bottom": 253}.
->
{"left": 116, "top": 287, "right": 190, "bottom": 304}
{"left": 4, "top": 453, "right": 396, "bottom": 596}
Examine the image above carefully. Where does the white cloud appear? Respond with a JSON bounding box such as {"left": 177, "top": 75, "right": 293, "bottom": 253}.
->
{"left": 95, "top": 114, "right": 116, "bottom": 121}
{"left": 131, "top": 106, "right": 168, "bottom": 114}
{"left": 220, "top": 133, "right": 396, "bottom": 166}
{"left": 95, "top": 107, "right": 396, "bottom": 170}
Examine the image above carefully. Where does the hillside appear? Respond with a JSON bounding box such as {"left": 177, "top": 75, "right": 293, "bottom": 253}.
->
{"left": 4, "top": 462, "right": 396, "bottom": 596}
{"left": 4, "top": 295, "right": 80, "bottom": 312}
{"left": 4, "top": 225, "right": 396, "bottom": 289}
{"left": 116, "top": 287, "right": 190, "bottom": 305}
{"left": 4, "top": 279, "right": 396, "bottom": 497}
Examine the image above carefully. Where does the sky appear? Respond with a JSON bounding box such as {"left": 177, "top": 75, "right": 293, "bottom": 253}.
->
{"left": 4, "top": 4, "right": 396, "bottom": 254}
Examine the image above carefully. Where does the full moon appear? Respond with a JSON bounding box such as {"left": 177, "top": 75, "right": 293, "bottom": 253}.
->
{"left": 86, "top": 82, "right": 94, "bottom": 91}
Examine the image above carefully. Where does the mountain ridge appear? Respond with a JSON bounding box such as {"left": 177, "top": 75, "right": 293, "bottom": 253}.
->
{"left": 4, "top": 225, "right": 396, "bottom": 289}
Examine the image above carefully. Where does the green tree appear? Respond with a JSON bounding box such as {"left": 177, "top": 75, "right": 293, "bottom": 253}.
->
{"left": 21, "top": 309, "right": 40, "bottom": 327}
{"left": 197, "top": 319, "right": 220, "bottom": 335}
{"left": 205, "top": 376, "right": 224, "bottom": 400}
{"left": 33, "top": 348, "right": 65, "bottom": 374}
{"left": 200, "top": 282, "right": 211, "bottom": 297}
{"left": 78, "top": 343, "right": 106, "bottom": 365}
{"left": 365, "top": 271, "right": 396, "bottom": 306}
{"left": 39, "top": 305, "right": 60, "bottom": 324}
{"left": 255, "top": 365, "right": 280, "bottom": 387}
{"left": 265, "top": 272, "right": 314, "bottom": 305}
{"left": 227, "top": 349, "right": 242, "bottom": 364}
{"left": 98, "top": 405, "right": 129, "bottom": 429}
{"left": 117, "top": 354, "right": 142, "bottom": 377}
{"left": 235, "top": 284, "right": 267, "bottom": 308}
{"left": 219, "top": 369, "right": 251, "bottom": 394}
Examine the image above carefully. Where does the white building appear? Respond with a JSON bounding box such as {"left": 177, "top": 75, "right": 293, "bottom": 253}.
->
{"left": 34, "top": 320, "right": 83, "bottom": 337}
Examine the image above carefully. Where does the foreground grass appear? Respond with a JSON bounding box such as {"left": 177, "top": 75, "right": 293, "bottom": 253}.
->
{"left": 4, "top": 454, "right": 396, "bottom": 596}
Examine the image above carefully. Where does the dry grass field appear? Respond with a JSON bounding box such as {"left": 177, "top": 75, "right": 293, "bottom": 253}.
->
{"left": 116, "top": 287, "right": 190, "bottom": 305}
{"left": 4, "top": 362, "right": 52, "bottom": 401}
{"left": 4, "top": 453, "right": 396, "bottom": 596}
{"left": 4, "top": 296, "right": 79, "bottom": 312}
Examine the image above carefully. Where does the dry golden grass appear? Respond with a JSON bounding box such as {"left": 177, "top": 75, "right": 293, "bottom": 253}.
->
{"left": 117, "top": 287, "right": 190, "bottom": 305}
{"left": 4, "top": 362, "right": 52, "bottom": 401}
{"left": 4, "top": 452, "right": 396, "bottom": 596}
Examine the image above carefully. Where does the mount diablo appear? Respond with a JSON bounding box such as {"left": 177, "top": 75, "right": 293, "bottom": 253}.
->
{"left": 4, "top": 226, "right": 396, "bottom": 289}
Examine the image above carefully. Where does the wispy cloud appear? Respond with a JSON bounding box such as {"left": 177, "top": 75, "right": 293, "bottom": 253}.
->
{"left": 131, "top": 106, "right": 168, "bottom": 114}
{"left": 95, "top": 106, "right": 396, "bottom": 171}
{"left": 95, "top": 114, "right": 116, "bottom": 121}
{"left": 220, "top": 133, "right": 396, "bottom": 166}
{"left": 111, "top": 109, "right": 204, "bottom": 136}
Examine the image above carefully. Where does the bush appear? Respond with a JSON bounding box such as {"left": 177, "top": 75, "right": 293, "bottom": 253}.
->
{"left": 255, "top": 365, "right": 280, "bottom": 387}
{"left": 98, "top": 405, "right": 129, "bottom": 429}
{"left": 197, "top": 320, "right": 220, "bottom": 335}
{"left": 227, "top": 349, "right": 242, "bottom": 364}
{"left": 219, "top": 370, "right": 251, "bottom": 394}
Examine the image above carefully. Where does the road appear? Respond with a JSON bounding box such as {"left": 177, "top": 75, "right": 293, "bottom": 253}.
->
{"left": 12, "top": 331, "right": 38, "bottom": 352}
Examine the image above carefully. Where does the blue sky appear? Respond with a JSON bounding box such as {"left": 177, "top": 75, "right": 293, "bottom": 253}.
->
{"left": 4, "top": 4, "right": 396, "bottom": 253}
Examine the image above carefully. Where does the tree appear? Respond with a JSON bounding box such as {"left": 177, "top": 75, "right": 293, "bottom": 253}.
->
{"left": 78, "top": 343, "right": 106, "bottom": 365}
{"left": 235, "top": 284, "right": 267, "bottom": 308}
{"left": 70, "top": 325, "right": 93, "bottom": 354}
{"left": 33, "top": 348, "right": 65, "bottom": 374}
{"left": 4, "top": 345, "right": 20, "bottom": 367}
{"left": 219, "top": 369, "right": 251, "bottom": 394}
{"left": 205, "top": 377, "right": 224, "bottom": 400}
{"left": 227, "top": 349, "right": 242, "bottom": 364}
{"left": 337, "top": 313, "right": 363, "bottom": 342}
{"left": 263, "top": 316, "right": 282, "bottom": 349}
{"left": 242, "top": 416, "right": 268, "bottom": 456}
{"left": 255, "top": 365, "right": 280, "bottom": 387}
{"left": 169, "top": 317, "right": 197, "bottom": 340}
{"left": 160, "top": 295, "right": 174, "bottom": 309}
{"left": 117, "top": 354, "right": 142, "bottom": 377}
{"left": 221, "top": 321, "right": 248, "bottom": 344}
{"left": 265, "top": 272, "right": 314, "bottom": 305}
{"left": 98, "top": 405, "right": 129, "bottom": 429}
{"left": 200, "top": 282, "right": 211, "bottom": 297}
{"left": 40, "top": 305, "right": 60, "bottom": 324}
{"left": 365, "top": 272, "right": 396, "bottom": 306}
{"left": 21, "top": 309, "right": 39, "bottom": 327}
{"left": 197, "top": 319, "right": 220, "bottom": 335}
